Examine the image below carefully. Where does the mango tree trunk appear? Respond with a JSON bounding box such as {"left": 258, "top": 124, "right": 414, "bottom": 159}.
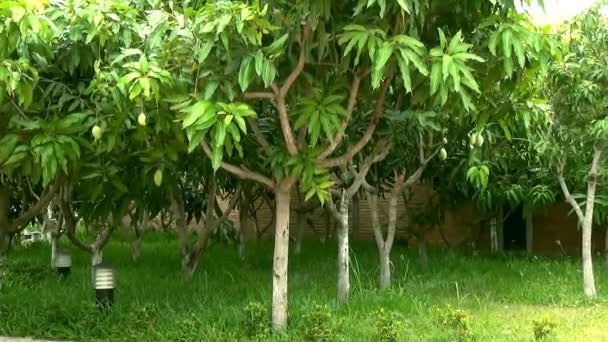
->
{"left": 378, "top": 248, "right": 391, "bottom": 289}
{"left": 272, "top": 179, "right": 293, "bottom": 330}
{"left": 336, "top": 191, "right": 350, "bottom": 304}
{"left": 558, "top": 149, "right": 602, "bottom": 299}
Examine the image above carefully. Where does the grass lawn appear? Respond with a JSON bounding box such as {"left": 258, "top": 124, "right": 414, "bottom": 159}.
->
{"left": 1, "top": 233, "right": 608, "bottom": 341}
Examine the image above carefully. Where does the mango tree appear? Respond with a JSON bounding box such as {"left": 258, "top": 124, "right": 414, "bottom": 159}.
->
{"left": 542, "top": 4, "right": 608, "bottom": 298}
{"left": 0, "top": 0, "right": 94, "bottom": 289}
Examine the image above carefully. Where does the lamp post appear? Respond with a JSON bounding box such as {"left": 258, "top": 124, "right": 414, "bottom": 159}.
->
{"left": 93, "top": 264, "right": 115, "bottom": 308}
{"left": 54, "top": 252, "right": 71, "bottom": 277}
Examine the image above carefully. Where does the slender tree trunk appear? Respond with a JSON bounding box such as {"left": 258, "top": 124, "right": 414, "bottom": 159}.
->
{"left": 272, "top": 180, "right": 293, "bottom": 330}
{"left": 490, "top": 217, "right": 497, "bottom": 252}
{"left": 497, "top": 208, "right": 504, "bottom": 252}
{"left": 369, "top": 180, "right": 401, "bottom": 290}
{"left": 526, "top": 212, "right": 534, "bottom": 255}
{"left": 131, "top": 210, "right": 148, "bottom": 261}
{"left": 336, "top": 191, "right": 350, "bottom": 304}
{"left": 379, "top": 249, "right": 390, "bottom": 289}
{"left": 581, "top": 151, "right": 600, "bottom": 298}
{"left": 558, "top": 149, "right": 602, "bottom": 299}
{"left": 131, "top": 228, "right": 143, "bottom": 261}
{"left": 582, "top": 218, "right": 596, "bottom": 298}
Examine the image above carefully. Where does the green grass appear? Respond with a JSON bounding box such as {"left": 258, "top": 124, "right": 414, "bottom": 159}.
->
{"left": 1, "top": 233, "right": 608, "bottom": 341}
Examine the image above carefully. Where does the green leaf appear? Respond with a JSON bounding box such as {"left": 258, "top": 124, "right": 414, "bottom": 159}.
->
{"left": 438, "top": 28, "right": 447, "bottom": 49}
{"left": 371, "top": 42, "right": 393, "bottom": 88}
{"left": 211, "top": 146, "right": 223, "bottom": 171}
{"left": 430, "top": 63, "right": 442, "bottom": 95}
{"left": 512, "top": 38, "right": 526, "bottom": 68}
{"left": 187, "top": 130, "right": 206, "bottom": 153}
{"left": 502, "top": 29, "right": 512, "bottom": 58}
{"left": 261, "top": 61, "right": 276, "bottom": 87}
{"left": 238, "top": 56, "right": 254, "bottom": 92}
{"left": 441, "top": 55, "right": 452, "bottom": 81}
{"left": 204, "top": 80, "right": 220, "bottom": 100}
{"left": 488, "top": 31, "right": 500, "bottom": 56}
{"left": 401, "top": 48, "right": 428, "bottom": 75}
{"left": 213, "top": 123, "right": 227, "bottom": 147}
{"left": 182, "top": 100, "right": 215, "bottom": 128}
{"left": 319, "top": 115, "right": 334, "bottom": 142}
{"left": 0, "top": 134, "right": 19, "bottom": 163}
{"left": 264, "top": 33, "right": 289, "bottom": 55}
{"left": 234, "top": 116, "right": 247, "bottom": 133}
{"left": 198, "top": 42, "right": 214, "bottom": 63}
{"left": 397, "top": 57, "right": 412, "bottom": 92}
{"left": 139, "top": 77, "right": 151, "bottom": 98}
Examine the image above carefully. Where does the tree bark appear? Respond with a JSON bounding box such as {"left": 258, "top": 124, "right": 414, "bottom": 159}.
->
{"left": 497, "top": 208, "right": 504, "bottom": 252}
{"left": 272, "top": 179, "right": 294, "bottom": 330}
{"left": 379, "top": 249, "right": 391, "bottom": 289}
{"left": 336, "top": 191, "right": 350, "bottom": 304}
{"left": 490, "top": 217, "right": 497, "bottom": 253}
{"left": 526, "top": 212, "right": 534, "bottom": 255}
{"left": 557, "top": 149, "right": 602, "bottom": 299}
{"left": 131, "top": 210, "right": 148, "bottom": 262}
{"left": 369, "top": 175, "right": 402, "bottom": 290}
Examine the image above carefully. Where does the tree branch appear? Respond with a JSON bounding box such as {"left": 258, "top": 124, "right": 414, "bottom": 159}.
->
{"left": 201, "top": 142, "right": 275, "bottom": 190}
{"left": 367, "top": 192, "right": 385, "bottom": 252}
{"left": 279, "top": 21, "right": 312, "bottom": 97}
{"left": 557, "top": 161, "right": 585, "bottom": 223}
{"left": 346, "top": 139, "right": 391, "bottom": 198}
{"left": 274, "top": 21, "right": 313, "bottom": 156}
{"left": 317, "top": 68, "right": 371, "bottom": 160}
{"left": 10, "top": 180, "right": 62, "bottom": 233}
{"left": 319, "top": 74, "right": 395, "bottom": 168}
{"left": 59, "top": 198, "right": 93, "bottom": 254}
{"left": 326, "top": 193, "right": 343, "bottom": 222}
{"left": 244, "top": 92, "right": 276, "bottom": 100}
{"left": 247, "top": 118, "right": 272, "bottom": 154}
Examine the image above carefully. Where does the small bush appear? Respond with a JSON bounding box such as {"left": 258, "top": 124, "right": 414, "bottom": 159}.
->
{"left": 532, "top": 316, "right": 558, "bottom": 340}
{"left": 438, "top": 305, "right": 472, "bottom": 340}
{"left": 373, "top": 308, "right": 404, "bottom": 342}
{"left": 302, "top": 304, "right": 336, "bottom": 341}
{"left": 243, "top": 301, "right": 270, "bottom": 339}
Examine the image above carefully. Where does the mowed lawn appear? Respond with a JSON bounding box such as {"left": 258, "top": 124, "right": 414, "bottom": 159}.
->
{"left": 1, "top": 233, "right": 608, "bottom": 341}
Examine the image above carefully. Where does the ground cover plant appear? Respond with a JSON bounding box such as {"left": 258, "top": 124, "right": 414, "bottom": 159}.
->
{"left": 1, "top": 234, "right": 607, "bottom": 341}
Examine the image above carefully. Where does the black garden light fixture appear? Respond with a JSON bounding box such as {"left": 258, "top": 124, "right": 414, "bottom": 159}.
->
{"left": 54, "top": 252, "right": 72, "bottom": 277}
{"left": 93, "top": 264, "right": 115, "bottom": 308}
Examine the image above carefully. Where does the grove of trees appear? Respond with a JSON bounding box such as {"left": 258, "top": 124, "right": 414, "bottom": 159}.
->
{"left": 1, "top": 0, "right": 607, "bottom": 332}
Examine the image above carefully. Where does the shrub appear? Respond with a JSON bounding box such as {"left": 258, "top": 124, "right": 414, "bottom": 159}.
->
{"left": 438, "top": 305, "right": 472, "bottom": 340}
{"left": 302, "top": 304, "right": 336, "bottom": 341}
{"left": 374, "top": 308, "right": 404, "bottom": 342}
{"left": 532, "top": 316, "right": 558, "bottom": 340}
{"left": 243, "top": 301, "right": 270, "bottom": 339}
